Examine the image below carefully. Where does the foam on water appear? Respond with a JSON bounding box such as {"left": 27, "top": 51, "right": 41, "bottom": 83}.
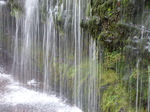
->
{"left": 0, "top": 73, "right": 82, "bottom": 112}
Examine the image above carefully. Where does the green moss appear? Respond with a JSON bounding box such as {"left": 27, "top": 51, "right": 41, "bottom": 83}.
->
{"left": 81, "top": 0, "right": 136, "bottom": 52}
{"left": 104, "top": 51, "right": 122, "bottom": 69}
{"left": 8, "top": 0, "right": 23, "bottom": 17}
{"left": 102, "top": 82, "right": 128, "bottom": 112}
{"left": 100, "top": 68, "right": 149, "bottom": 112}
{"left": 101, "top": 70, "right": 118, "bottom": 86}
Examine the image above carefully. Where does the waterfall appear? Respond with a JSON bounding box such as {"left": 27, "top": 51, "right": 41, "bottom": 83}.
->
{"left": 136, "top": 59, "right": 140, "bottom": 112}
{"left": 88, "top": 38, "right": 99, "bottom": 112}
{"left": 11, "top": 0, "right": 99, "bottom": 111}
{"left": 148, "top": 65, "right": 150, "bottom": 112}
{"left": 12, "top": 0, "right": 39, "bottom": 84}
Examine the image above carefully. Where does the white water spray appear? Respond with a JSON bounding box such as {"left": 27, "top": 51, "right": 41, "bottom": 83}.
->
{"left": 0, "top": 72, "right": 82, "bottom": 112}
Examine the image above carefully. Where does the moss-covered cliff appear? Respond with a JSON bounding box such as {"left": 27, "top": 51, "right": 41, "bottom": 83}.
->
{"left": 80, "top": 0, "right": 150, "bottom": 111}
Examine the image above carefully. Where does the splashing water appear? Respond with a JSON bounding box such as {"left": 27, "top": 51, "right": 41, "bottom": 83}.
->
{"left": 0, "top": 72, "right": 82, "bottom": 112}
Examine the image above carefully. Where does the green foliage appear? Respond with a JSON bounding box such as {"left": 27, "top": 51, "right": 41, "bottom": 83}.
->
{"left": 8, "top": 0, "right": 22, "bottom": 17}
{"left": 81, "top": 0, "right": 136, "bottom": 52}
{"left": 98, "top": 49, "right": 149, "bottom": 112}
{"left": 122, "top": 0, "right": 135, "bottom": 22}
{"left": 104, "top": 51, "right": 122, "bottom": 70}
{"left": 101, "top": 70, "right": 118, "bottom": 86}
{"left": 99, "top": 51, "right": 127, "bottom": 111}
{"left": 146, "top": 0, "right": 150, "bottom": 9}
{"left": 86, "top": 3, "right": 92, "bottom": 16}
{"left": 102, "top": 81, "right": 128, "bottom": 112}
